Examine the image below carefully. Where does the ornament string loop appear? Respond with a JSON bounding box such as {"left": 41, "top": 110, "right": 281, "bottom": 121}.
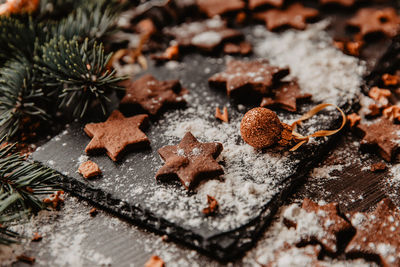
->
{"left": 290, "top": 103, "right": 347, "bottom": 151}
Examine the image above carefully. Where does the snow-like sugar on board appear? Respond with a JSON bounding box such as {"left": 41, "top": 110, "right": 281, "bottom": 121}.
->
{"left": 254, "top": 21, "right": 366, "bottom": 106}
{"left": 138, "top": 22, "right": 366, "bottom": 231}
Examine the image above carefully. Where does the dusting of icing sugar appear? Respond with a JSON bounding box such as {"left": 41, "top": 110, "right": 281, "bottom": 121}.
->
{"left": 254, "top": 21, "right": 366, "bottom": 106}
{"left": 143, "top": 100, "right": 299, "bottom": 231}
{"left": 243, "top": 205, "right": 374, "bottom": 267}
{"left": 310, "top": 164, "right": 344, "bottom": 180}
{"left": 191, "top": 31, "right": 222, "bottom": 46}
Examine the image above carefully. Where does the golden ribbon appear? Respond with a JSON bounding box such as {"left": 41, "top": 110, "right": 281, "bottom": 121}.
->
{"left": 290, "top": 103, "right": 347, "bottom": 151}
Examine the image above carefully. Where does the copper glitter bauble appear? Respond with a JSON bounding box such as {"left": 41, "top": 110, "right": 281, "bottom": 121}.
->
{"left": 240, "top": 107, "right": 283, "bottom": 149}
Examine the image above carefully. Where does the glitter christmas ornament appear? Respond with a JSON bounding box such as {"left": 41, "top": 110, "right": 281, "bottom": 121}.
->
{"left": 240, "top": 104, "right": 347, "bottom": 150}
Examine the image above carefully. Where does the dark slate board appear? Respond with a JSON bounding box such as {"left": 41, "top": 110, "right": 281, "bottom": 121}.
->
{"left": 32, "top": 31, "right": 360, "bottom": 261}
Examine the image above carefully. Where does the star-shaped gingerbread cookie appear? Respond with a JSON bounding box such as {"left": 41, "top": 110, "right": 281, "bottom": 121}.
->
{"left": 347, "top": 8, "right": 400, "bottom": 39}
{"left": 254, "top": 3, "right": 319, "bottom": 31}
{"left": 248, "top": 0, "right": 284, "bottom": 10}
{"left": 120, "top": 74, "right": 187, "bottom": 116}
{"left": 284, "top": 198, "right": 353, "bottom": 254}
{"left": 357, "top": 118, "right": 400, "bottom": 161}
{"left": 346, "top": 199, "right": 400, "bottom": 267}
{"left": 209, "top": 59, "right": 289, "bottom": 97}
{"left": 196, "top": 0, "right": 245, "bottom": 18}
{"left": 163, "top": 17, "right": 243, "bottom": 52}
{"left": 155, "top": 132, "right": 223, "bottom": 190}
{"left": 260, "top": 80, "right": 312, "bottom": 112}
{"left": 84, "top": 110, "right": 149, "bottom": 161}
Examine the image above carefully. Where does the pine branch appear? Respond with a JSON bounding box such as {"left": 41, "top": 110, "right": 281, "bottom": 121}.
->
{"left": 0, "top": 16, "right": 37, "bottom": 64}
{"left": 0, "top": 141, "right": 59, "bottom": 244}
{"left": 0, "top": 58, "right": 49, "bottom": 139}
{"left": 0, "top": 226, "right": 19, "bottom": 245}
{"left": 52, "top": 0, "right": 117, "bottom": 43}
{"left": 35, "top": 37, "right": 125, "bottom": 118}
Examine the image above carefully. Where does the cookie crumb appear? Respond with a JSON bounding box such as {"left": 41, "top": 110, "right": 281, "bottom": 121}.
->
{"left": 215, "top": 107, "right": 229, "bottom": 122}
{"left": 202, "top": 195, "right": 219, "bottom": 215}
{"left": 32, "top": 232, "right": 42, "bottom": 242}
{"left": 78, "top": 161, "right": 102, "bottom": 179}
{"left": 145, "top": 255, "right": 164, "bottom": 267}
{"left": 89, "top": 208, "right": 98, "bottom": 217}
{"left": 16, "top": 255, "right": 35, "bottom": 264}
{"left": 370, "top": 162, "right": 387, "bottom": 172}
{"left": 43, "top": 191, "right": 65, "bottom": 209}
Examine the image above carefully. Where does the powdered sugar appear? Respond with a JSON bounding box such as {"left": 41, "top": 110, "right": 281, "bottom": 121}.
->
{"left": 254, "top": 21, "right": 366, "bottom": 106}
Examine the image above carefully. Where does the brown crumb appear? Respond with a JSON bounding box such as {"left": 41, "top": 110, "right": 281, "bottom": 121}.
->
{"left": 151, "top": 45, "right": 180, "bottom": 62}
{"left": 43, "top": 191, "right": 64, "bottom": 209}
{"left": 32, "top": 232, "right": 42, "bottom": 242}
{"left": 236, "top": 11, "right": 247, "bottom": 24}
{"left": 368, "top": 103, "right": 381, "bottom": 116}
{"left": 145, "top": 255, "right": 165, "bottom": 267}
{"left": 346, "top": 41, "right": 363, "bottom": 56}
{"left": 89, "top": 208, "right": 98, "bottom": 217}
{"left": 136, "top": 19, "right": 157, "bottom": 36}
{"left": 24, "top": 187, "right": 34, "bottom": 193}
{"left": 371, "top": 162, "right": 387, "bottom": 172}
{"left": 78, "top": 161, "right": 102, "bottom": 179}
{"left": 16, "top": 255, "right": 35, "bottom": 264}
{"left": 202, "top": 195, "right": 219, "bottom": 216}
{"left": 383, "top": 105, "right": 400, "bottom": 122}
{"left": 163, "top": 45, "right": 179, "bottom": 60}
{"left": 382, "top": 73, "right": 399, "bottom": 86}
{"left": 334, "top": 40, "right": 363, "bottom": 56}
{"left": 368, "top": 87, "right": 391, "bottom": 107}
{"left": 347, "top": 113, "right": 361, "bottom": 128}
{"left": 215, "top": 107, "right": 229, "bottom": 122}
{"left": 161, "top": 235, "right": 169, "bottom": 242}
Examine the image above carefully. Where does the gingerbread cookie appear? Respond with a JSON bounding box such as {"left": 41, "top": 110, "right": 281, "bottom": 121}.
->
{"left": 209, "top": 59, "right": 289, "bottom": 97}
{"left": 120, "top": 74, "right": 187, "bottom": 116}
{"left": 249, "top": 0, "right": 283, "bottom": 10}
{"left": 320, "top": 0, "right": 356, "bottom": 6}
{"left": 357, "top": 118, "right": 400, "bottom": 161}
{"left": 346, "top": 199, "right": 400, "bottom": 267}
{"left": 163, "top": 18, "right": 243, "bottom": 52}
{"left": 84, "top": 110, "right": 150, "bottom": 161}
{"left": 156, "top": 132, "right": 223, "bottom": 190}
{"left": 254, "top": 3, "right": 319, "bottom": 31}
{"left": 260, "top": 80, "right": 311, "bottom": 112}
{"left": 347, "top": 8, "right": 400, "bottom": 39}
{"left": 284, "top": 198, "right": 353, "bottom": 254}
{"left": 196, "top": 0, "right": 245, "bottom": 18}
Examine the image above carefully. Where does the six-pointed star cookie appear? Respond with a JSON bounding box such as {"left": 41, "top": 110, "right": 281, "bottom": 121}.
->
{"left": 347, "top": 8, "right": 400, "bottom": 38}
{"left": 155, "top": 132, "right": 223, "bottom": 190}
{"left": 357, "top": 118, "right": 400, "bottom": 161}
{"left": 346, "top": 199, "right": 400, "bottom": 267}
{"left": 196, "top": 0, "right": 245, "bottom": 18}
{"left": 120, "top": 74, "right": 187, "bottom": 116}
{"left": 84, "top": 110, "right": 149, "bottom": 161}
{"left": 209, "top": 59, "right": 289, "bottom": 97}
{"left": 163, "top": 17, "right": 243, "bottom": 52}
{"left": 260, "top": 80, "right": 312, "bottom": 112}
{"left": 284, "top": 198, "right": 352, "bottom": 254}
{"left": 254, "top": 3, "right": 319, "bottom": 31}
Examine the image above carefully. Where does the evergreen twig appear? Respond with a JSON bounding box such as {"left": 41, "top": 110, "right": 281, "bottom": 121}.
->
{"left": 52, "top": 0, "right": 117, "bottom": 43}
{"left": 0, "top": 17, "right": 37, "bottom": 64}
{"left": 0, "top": 58, "right": 48, "bottom": 139}
{"left": 0, "top": 141, "right": 59, "bottom": 244}
{"left": 35, "top": 37, "right": 125, "bottom": 118}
